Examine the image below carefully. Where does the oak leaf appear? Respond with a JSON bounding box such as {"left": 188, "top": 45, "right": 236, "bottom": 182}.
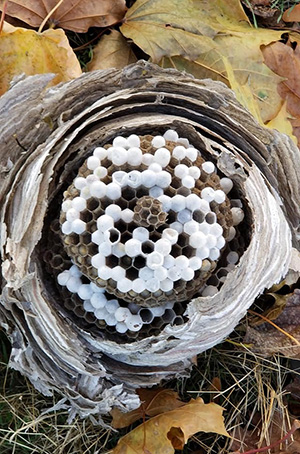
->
{"left": 112, "top": 397, "right": 229, "bottom": 454}
{"left": 0, "top": 0, "right": 126, "bottom": 33}
{"left": 111, "top": 388, "right": 185, "bottom": 429}
{"left": 87, "top": 30, "right": 137, "bottom": 72}
{"left": 0, "top": 22, "right": 81, "bottom": 95}
{"left": 283, "top": 4, "right": 300, "bottom": 22}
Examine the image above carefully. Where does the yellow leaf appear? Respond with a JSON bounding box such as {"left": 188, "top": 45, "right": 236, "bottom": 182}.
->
{"left": 266, "top": 102, "right": 297, "bottom": 143}
{"left": 121, "top": 0, "right": 286, "bottom": 126}
{"left": 87, "top": 30, "right": 137, "bottom": 72}
{"left": 0, "top": 22, "right": 81, "bottom": 95}
{"left": 112, "top": 398, "right": 229, "bottom": 454}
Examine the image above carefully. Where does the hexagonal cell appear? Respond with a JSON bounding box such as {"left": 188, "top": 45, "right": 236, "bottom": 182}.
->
{"left": 106, "top": 255, "right": 119, "bottom": 267}
{"left": 120, "top": 255, "right": 133, "bottom": 269}
{"left": 133, "top": 256, "right": 146, "bottom": 269}
{"left": 141, "top": 241, "right": 154, "bottom": 254}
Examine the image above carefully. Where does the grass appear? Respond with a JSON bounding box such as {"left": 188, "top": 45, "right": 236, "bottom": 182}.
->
{"left": 0, "top": 325, "right": 298, "bottom": 454}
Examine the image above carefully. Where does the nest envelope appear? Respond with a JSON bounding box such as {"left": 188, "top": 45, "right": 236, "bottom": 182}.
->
{"left": 0, "top": 61, "right": 299, "bottom": 422}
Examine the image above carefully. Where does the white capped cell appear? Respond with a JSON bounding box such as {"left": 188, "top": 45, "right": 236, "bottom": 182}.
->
{"left": 115, "top": 306, "right": 131, "bottom": 322}
{"left": 127, "top": 134, "right": 140, "bottom": 148}
{"left": 168, "top": 266, "right": 182, "bottom": 281}
{"left": 87, "top": 156, "right": 100, "bottom": 170}
{"left": 162, "top": 228, "right": 179, "bottom": 244}
{"left": 80, "top": 186, "right": 91, "bottom": 199}
{"left": 198, "top": 222, "right": 210, "bottom": 235}
{"left": 214, "top": 189, "right": 226, "bottom": 204}
{"left": 149, "top": 163, "right": 162, "bottom": 173}
{"left": 186, "top": 193, "right": 202, "bottom": 211}
{"left": 132, "top": 278, "right": 146, "bottom": 293}
{"left": 93, "top": 147, "right": 107, "bottom": 160}
{"left": 177, "top": 209, "right": 192, "bottom": 224}
{"left": 158, "top": 195, "right": 172, "bottom": 212}
{"left": 209, "top": 247, "right": 220, "bottom": 261}
{"left": 126, "top": 314, "right": 143, "bottom": 332}
{"left": 163, "top": 129, "right": 179, "bottom": 142}
{"left": 177, "top": 137, "right": 189, "bottom": 147}
{"left": 61, "top": 200, "right": 73, "bottom": 212}
{"left": 228, "top": 226, "right": 236, "bottom": 242}
{"left": 94, "top": 307, "right": 108, "bottom": 320}
{"left": 227, "top": 251, "right": 239, "bottom": 265}
{"left": 189, "top": 256, "right": 202, "bottom": 271}
{"left": 186, "top": 147, "right": 198, "bottom": 162}
{"left": 206, "top": 234, "right": 217, "bottom": 248}
{"left": 125, "top": 238, "right": 142, "bottom": 257}
{"left": 175, "top": 255, "right": 189, "bottom": 269}
{"left": 189, "top": 166, "right": 201, "bottom": 179}
{"left": 216, "top": 235, "right": 226, "bottom": 249}
{"left": 74, "top": 177, "right": 87, "bottom": 190}
{"left": 172, "top": 145, "right": 186, "bottom": 160}
{"left": 90, "top": 282, "right": 105, "bottom": 293}
{"left": 98, "top": 242, "right": 112, "bottom": 256}
{"left": 182, "top": 175, "right": 195, "bottom": 189}
{"left": 139, "top": 266, "right": 154, "bottom": 281}
{"left": 181, "top": 267, "right": 194, "bottom": 281}
{"left": 142, "top": 153, "right": 154, "bottom": 166}
{"left": 201, "top": 187, "right": 215, "bottom": 202}
{"left": 163, "top": 255, "right": 175, "bottom": 269}
{"left": 91, "top": 253, "right": 106, "bottom": 269}
{"left": 113, "top": 136, "right": 128, "bottom": 148}
{"left": 77, "top": 284, "right": 93, "bottom": 300}
{"left": 141, "top": 170, "right": 156, "bottom": 187}
{"left": 121, "top": 208, "right": 134, "bottom": 223}
{"left": 171, "top": 194, "right": 186, "bottom": 212}
{"left": 106, "top": 182, "right": 121, "bottom": 200}
{"left": 91, "top": 292, "right": 107, "bottom": 309}
{"left": 105, "top": 313, "right": 117, "bottom": 326}
{"left": 174, "top": 164, "right": 189, "bottom": 179}
{"left": 202, "top": 161, "right": 215, "bottom": 174}
{"left": 154, "top": 238, "right": 172, "bottom": 256}
{"left": 149, "top": 305, "right": 166, "bottom": 316}
{"left": 132, "top": 227, "right": 149, "bottom": 242}
{"left": 66, "top": 276, "right": 81, "bottom": 293}
{"left": 145, "top": 277, "right": 160, "bottom": 292}
{"left": 69, "top": 265, "right": 82, "bottom": 277}
{"left": 117, "top": 278, "right": 132, "bottom": 293}
{"left": 83, "top": 300, "right": 94, "bottom": 312}
{"left": 57, "top": 270, "right": 70, "bottom": 286}
{"left": 72, "top": 197, "right": 87, "bottom": 212}
{"left": 93, "top": 166, "right": 108, "bottom": 179}
{"left": 149, "top": 186, "right": 164, "bottom": 198}
{"left": 209, "top": 223, "right": 223, "bottom": 237}
{"left": 112, "top": 170, "right": 128, "bottom": 187}
{"left": 111, "top": 266, "right": 126, "bottom": 281}
{"left": 196, "top": 246, "right": 210, "bottom": 260}
{"left": 199, "top": 199, "right": 211, "bottom": 213}
{"left": 184, "top": 220, "right": 199, "bottom": 235}
{"left": 61, "top": 220, "right": 73, "bottom": 235}
{"left": 116, "top": 322, "right": 128, "bottom": 334}
{"left": 106, "top": 299, "right": 119, "bottom": 314}
{"left": 90, "top": 181, "right": 106, "bottom": 198}
{"left": 97, "top": 215, "right": 114, "bottom": 232}
{"left": 86, "top": 174, "right": 98, "bottom": 185}
{"left": 156, "top": 171, "right": 172, "bottom": 188}
{"left": 127, "top": 170, "right": 142, "bottom": 188}
{"left": 189, "top": 231, "right": 206, "bottom": 248}
{"left": 220, "top": 177, "right": 233, "bottom": 194}
{"left": 154, "top": 147, "right": 170, "bottom": 167}
{"left": 231, "top": 207, "right": 245, "bottom": 226}
{"left": 202, "top": 285, "right": 218, "bottom": 297}
{"left": 154, "top": 266, "right": 168, "bottom": 281}
{"left": 105, "top": 204, "right": 122, "bottom": 221}
{"left": 147, "top": 251, "right": 164, "bottom": 270}
{"left": 160, "top": 278, "right": 174, "bottom": 292}
{"left": 91, "top": 230, "right": 104, "bottom": 246}
{"left": 104, "top": 228, "right": 120, "bottom": 245}
{"left": 71, "top": 219, "right": 86, "bottom": 235}
{"left": 112, "top": 242, "right": 126, "bottom": 258}
{"left": 127, "top": 147, "right": 143, "bottom": 166}
{"left": 151, "top": 135, "right": 166, "bottom": 148}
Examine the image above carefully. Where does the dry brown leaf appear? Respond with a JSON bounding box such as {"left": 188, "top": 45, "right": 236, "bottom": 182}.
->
{"left": 0, "top": 22, "right": 81, "bottom": 95}
{"left": 121, "top": 0, "right": 286, "bottom": 127}
{"left": 112, "top": 397, "right": 229, "bottom": 454}
{"left": 87, "top": 30, "right": 137, "bottom": 72}
{"left": 111, "top": 388, "right": 185, "bottom": 429}
{"left": 0, "top": 0, "right": 126, "bottom": 32}
{"left": 283, "top": 4, "right": 300, "bottom": 22}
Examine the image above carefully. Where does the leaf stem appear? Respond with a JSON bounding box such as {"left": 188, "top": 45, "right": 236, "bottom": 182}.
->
{"left": 38, "top": 0, "right": 65, "bottom": 33}
{"left": 0, "top": 0, "right": 7, "bottom": 35}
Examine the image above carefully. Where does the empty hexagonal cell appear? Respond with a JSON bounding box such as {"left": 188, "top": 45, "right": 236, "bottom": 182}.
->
{"left": 106, "top": 255, "right": 119, "bottom": 268}
{"left": 120, "top": 255, "right": 133, "bottom": 269}
{"left": 171, "top": 244, "right": 181, "bottom": 258}
{"left": 132, "top": 256, "right": 146, "bottom": 269}
{"left": 141, "top": 241, "right": 154, "bottom": 254}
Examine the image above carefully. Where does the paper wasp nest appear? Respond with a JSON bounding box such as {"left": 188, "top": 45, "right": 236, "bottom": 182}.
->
{"left": 0, "top": 61, "right": 298, "bottom": 421}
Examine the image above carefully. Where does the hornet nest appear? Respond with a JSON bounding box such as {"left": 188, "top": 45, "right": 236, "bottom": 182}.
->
{"left": 0, "top": 61, "right": 299, "bottom": 422}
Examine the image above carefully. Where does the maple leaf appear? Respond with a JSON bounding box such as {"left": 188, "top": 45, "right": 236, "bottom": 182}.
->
{"left": 120, "top": 0, "right": 294, "bottom": 136}
{"left": 0, "top": 0, "right": 126, "bottom": 33}
{"left": 111, "top": 388, "right": 185, "bottom": 429}
{"left": 0, "top": 22, "right": 81, "bottom": 95}
{"left": 87, "top": 30, "right": 137, "bottom": 72}
{"left": 112, "top": 397, "right": 229, "bottom": 454}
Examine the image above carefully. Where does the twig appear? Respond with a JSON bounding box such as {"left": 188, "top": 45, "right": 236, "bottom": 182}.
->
{"left": 38, "top": 0, "right": 65, "bottom": 33}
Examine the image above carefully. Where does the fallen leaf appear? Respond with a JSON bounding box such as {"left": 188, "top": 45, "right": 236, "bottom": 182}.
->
{"left": 266, "top": 101, "right": 297, "bottom": 143}
{"left": 112, "top": 397, "right": 229, "bottom": 454}
{"left": 0, "top": 22, "right": 81, "bottom": 95}
{"left": 0, "top": 0, "right": 126, "bottom": 32}
{"left": 87, "top": 30, "right": 137, "bottom": 72}
{"left": 283, "top": 4, "right": 300, "bottom": 22}
{"left": 121, "top": 0, "right": 285, "bottom": 126}
{"left": 111, "top": 388, "right": 185, "bottom": 429}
